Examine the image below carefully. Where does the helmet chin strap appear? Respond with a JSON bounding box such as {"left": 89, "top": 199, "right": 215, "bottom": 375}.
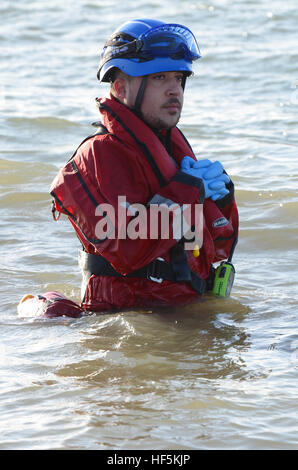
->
{"left": 132, "top": 76, "right": 148, "bottom": 119}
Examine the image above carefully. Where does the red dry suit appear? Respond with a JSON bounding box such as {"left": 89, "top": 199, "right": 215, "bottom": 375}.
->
{"left": 50, "top": 96, "right": 238, "bottom": 311}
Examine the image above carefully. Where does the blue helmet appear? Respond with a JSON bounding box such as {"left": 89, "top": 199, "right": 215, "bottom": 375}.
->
{"left": 97, "top": 18, "right": 201, "bottom": 82}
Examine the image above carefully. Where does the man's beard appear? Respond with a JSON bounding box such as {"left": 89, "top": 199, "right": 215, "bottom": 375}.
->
{"left": 144, "top": 110, "right": 181, "bottom": 130}
{"left": 144, "top": 97, "right": 182, "bottom": 129}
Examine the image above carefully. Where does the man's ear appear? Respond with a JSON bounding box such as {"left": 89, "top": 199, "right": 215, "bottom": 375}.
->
{"left": 113, "top": 78, "right": 127, "bottom": 101}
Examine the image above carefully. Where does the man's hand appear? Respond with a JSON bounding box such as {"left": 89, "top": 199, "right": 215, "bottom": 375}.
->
{"left": 180, "top": 156, "right": 230, "bottom": 201}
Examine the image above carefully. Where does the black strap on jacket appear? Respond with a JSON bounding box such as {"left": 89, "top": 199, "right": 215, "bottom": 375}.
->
{"left": 170, "top": 242, "right": 214, "bottom": 294}
{"left": 79, "top": 248, "right": 214, "bottom": 296}
{"left": 79, "top": 249, "right": 177, "bottom": 283}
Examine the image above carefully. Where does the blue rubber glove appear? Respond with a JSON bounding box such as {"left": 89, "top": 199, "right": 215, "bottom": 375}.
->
{"left": 181, "top": 156, "right": 230, "bottom": 201}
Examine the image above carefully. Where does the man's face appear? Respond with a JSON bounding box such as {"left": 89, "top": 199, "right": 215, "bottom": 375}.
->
{"left": 122, "top": 71, "right": 185, "bottom": 130}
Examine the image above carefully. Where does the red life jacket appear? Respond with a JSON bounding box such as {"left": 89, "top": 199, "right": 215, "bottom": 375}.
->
{"left": 51, "top": 96, "right": 238, "bottom": 311}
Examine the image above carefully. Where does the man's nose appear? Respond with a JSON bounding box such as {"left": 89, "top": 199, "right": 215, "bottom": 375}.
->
{"left": 166, "top": 79, "right": 183, "bottom": 96}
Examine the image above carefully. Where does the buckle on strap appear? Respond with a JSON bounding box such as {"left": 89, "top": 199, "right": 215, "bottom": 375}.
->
{"left": 146, "top": 257, "right": 165, "bottom": 283}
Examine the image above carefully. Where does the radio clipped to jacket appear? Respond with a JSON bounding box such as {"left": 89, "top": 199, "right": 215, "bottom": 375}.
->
{"left": 212, "top": 261, "right": 235, "bottom": 297}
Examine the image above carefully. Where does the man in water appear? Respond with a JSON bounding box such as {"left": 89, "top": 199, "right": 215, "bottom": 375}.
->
{"left": 50, "top": 19, "right": 238, "bottom": 312}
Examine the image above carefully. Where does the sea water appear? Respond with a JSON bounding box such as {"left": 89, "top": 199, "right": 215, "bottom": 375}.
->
{"left": 0, "top": 0, "right": 297, "bottom": 450}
